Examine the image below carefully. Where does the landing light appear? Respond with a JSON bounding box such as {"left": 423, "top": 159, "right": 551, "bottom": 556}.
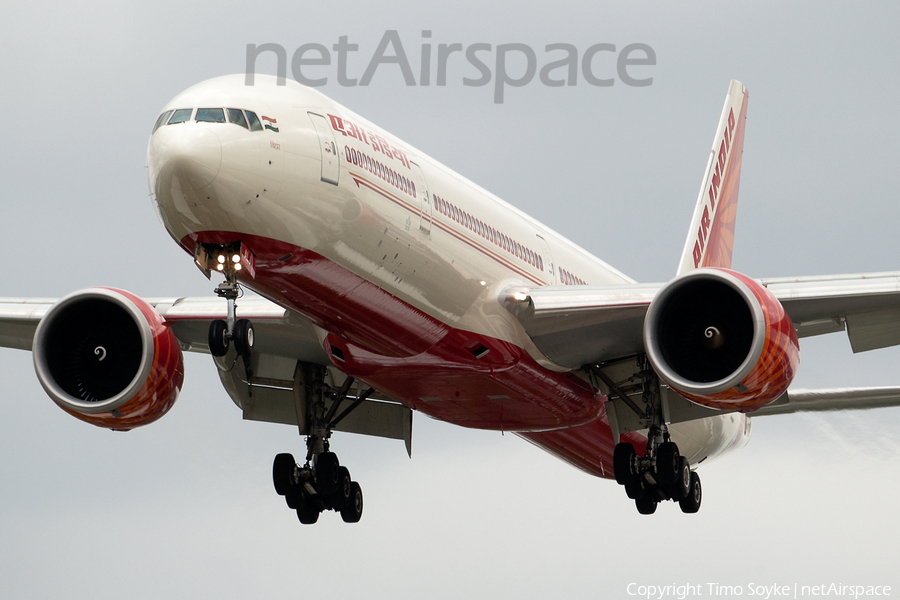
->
{"left": 232, "top": 254, "right": 240, "bottom": 263}
{"left": 235, "top": 263, "right": 242, "bottom": 271}
{"left": 217, "top": 255, "right": 226, "bottom": 264}
{"left": 216, "top": 264, "right": 224, "bottom": 271}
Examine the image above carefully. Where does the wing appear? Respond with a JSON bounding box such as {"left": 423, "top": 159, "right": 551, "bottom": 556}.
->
{"left": 0, "top": 294, "right": 325, "bottom": 357}
{"left": 0, "top": 294, "right": 412, "bottom": 452}
{"left": 503, "top": 270, "right": 900, "bottom": 370}
{"left": 502, "top": 271, "right": 900, "bottom": 417}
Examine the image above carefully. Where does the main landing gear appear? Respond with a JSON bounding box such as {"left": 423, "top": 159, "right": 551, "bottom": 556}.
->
{"left": 272, "top": 450, "right": 363, "bottom": 524}
{"left": 607, "top": 357, "right": 702, "bottom": 515}
{"left": 272, "top": 363, "right": 367, "bottom": 524}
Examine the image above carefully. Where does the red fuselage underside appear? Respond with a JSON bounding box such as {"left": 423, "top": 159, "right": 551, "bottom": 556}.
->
{"left": 186, "top": 231, "right": 647, "bottom": 478}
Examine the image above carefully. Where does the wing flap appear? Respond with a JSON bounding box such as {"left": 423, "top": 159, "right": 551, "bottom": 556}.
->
{"left": 763, "top": 271, "right": 900, "bottom": 349}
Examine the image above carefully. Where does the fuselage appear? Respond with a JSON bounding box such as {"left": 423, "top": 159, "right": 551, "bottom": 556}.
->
{"left": 147, "top": 75, "right": 749, "bottom": 477}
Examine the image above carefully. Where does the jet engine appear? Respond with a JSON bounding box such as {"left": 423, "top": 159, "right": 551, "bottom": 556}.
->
{"left": 643, "top": 268, "right": 799, "bottom": 411}
{"left": 32, "top": 288, "right": 184, "bottom": 430}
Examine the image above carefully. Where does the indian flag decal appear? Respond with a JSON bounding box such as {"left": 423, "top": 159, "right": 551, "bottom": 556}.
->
{"left": 262, "top": 115, "right": 279, "bottom": 133}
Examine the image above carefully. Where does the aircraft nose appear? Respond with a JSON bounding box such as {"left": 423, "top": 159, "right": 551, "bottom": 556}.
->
{"left": 149, "top": 125, "right": 222, "bottom": 192}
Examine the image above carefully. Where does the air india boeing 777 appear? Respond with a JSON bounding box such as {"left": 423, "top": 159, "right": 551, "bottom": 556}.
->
{"left": 3, "top": 76, "right": 899, "bottom": 521}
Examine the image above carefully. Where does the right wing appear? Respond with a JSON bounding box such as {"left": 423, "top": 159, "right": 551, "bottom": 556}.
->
{"left": 0, "top": 294, "right": 327, "bottom": 359}
{"left": 0, "top": 294, "right": 412, "bottom": 452}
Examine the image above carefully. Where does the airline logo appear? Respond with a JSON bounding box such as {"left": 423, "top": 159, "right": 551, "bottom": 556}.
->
{"left": 693, "top": 106, "right": 736, "bottom": 268}
{"left": 678, "top": 81, "right": 748, "bottom": 274}
{"left": 328, "top": 114, "right": 411, "bottom": 170}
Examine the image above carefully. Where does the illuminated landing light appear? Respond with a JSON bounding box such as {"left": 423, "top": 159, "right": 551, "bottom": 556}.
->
{"left": 217, "top": 255, "right": 226, "bottom": 264}
{"left": 216, "top": 264, "right": 224, "bottom": 271}
{"left": 479, "top": 280, "right": 487, "bottom": 286}
{"left": 513, "top": 291, "right": 528, "bottom": 301}
{"left": 232, "top": 254, "right": 240, "bottom": 263}
{"left": 234, "top": 263, "right": 242, "bottom": 271}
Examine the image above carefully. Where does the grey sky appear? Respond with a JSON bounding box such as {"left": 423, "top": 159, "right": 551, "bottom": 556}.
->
{"left": 2, "top": 1, "right": 899, "bottom": 597}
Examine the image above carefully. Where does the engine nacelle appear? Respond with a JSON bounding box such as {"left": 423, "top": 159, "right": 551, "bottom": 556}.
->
{"left": 32, "top": 288, "right": 185, "bottom": 431}
{"left": 643, "top": 268, "right": 799, "bottom": 411}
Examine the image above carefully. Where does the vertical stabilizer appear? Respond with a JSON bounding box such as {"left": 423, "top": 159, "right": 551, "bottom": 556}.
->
{"left": 676, "top": 80, "right": 749, "bottom": 275}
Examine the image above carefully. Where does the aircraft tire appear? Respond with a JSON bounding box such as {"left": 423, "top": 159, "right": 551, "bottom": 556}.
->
{"left": 613, "top": 442, "right": 636, "bottom": 485}
{"left": 273, "top": 453, "right": 295, "bottom": 495}
{"left": 679, "top": 471, "right": 702, "bottom": 514}
{"left": 340, "top": 482, "right": 363, "bottom": 523}
{"left": 670, "top": 457, "right": 691, "bottom": 501}
{"left": 316, "top": 451, "right": 340, "bottom": 495}
{"left": 208, "top": 319, "right": 229, "bottom": 357}
{"left": 625, "top": 479, "right": 644, "bottom": 500}
{"left": 328, "top": 466, "right": 352, "bottom": 511}
{"left": 635, "top": 495, "right": 657, "bottom": 515}
{"left": 233, "top": 319, "right": 254, "bottom": 356}
{"left": 656, "top": 441, "right": 680, "bottom": 485}
{"left": 297, "top": 499, "right": 320, "bottom": 525}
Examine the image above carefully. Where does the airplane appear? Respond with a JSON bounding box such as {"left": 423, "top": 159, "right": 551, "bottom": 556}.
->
{"left": 3, "top": 76, "right": 900, "bottom": 522}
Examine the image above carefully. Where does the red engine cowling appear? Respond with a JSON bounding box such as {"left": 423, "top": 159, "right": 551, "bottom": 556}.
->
{"left": 643, "top": 268, "right": 799, "bottom": 411}
{"left": 32, "top": 288, "right": 185, "bottom": 431}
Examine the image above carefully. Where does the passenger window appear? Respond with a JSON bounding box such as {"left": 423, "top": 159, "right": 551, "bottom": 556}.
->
{"left": 245, "top": 110, "right": 263, "bottom": 131}
{"left": 196, "top": 108, "right": 226, "bottom": 123}
{"left": 152, "top": 110, "right": 174, "bottom": 133}
{"left": 168, "top": 108, "right": 193, "bottom": 124}
{"left": 227, "top": 108, "right": 248, "bottom": 128}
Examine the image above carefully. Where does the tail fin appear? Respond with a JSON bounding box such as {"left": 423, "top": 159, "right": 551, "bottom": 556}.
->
{"left": 676, "top": 80, "right": 749, "bottom": 275}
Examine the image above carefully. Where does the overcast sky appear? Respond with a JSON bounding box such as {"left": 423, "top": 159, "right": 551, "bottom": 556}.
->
{"left": 2, "top": 1, "right": 900, "bottom": 598}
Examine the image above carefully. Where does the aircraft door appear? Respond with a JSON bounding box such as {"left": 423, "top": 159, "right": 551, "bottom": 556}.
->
{"left": 307, "top": 112, "right": 340, "bottom": 185}
{"left": 536, "top": 234, "right": 556, "bottom": 284}
{"left": 410, "top": 161, "right": 432, "bottom": 234}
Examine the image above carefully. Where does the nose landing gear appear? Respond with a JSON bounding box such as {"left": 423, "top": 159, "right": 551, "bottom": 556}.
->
{"left": 197, "top": 242, "right": 255, "bottom": 378}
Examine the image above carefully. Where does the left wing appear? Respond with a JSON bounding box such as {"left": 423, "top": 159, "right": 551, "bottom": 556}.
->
{"left": 503, "top": 270, "right": 900, "bottom": 370}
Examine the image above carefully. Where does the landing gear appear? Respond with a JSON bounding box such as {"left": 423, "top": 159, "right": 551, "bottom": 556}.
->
{"left": 196, "top": 241, "right": 367, "bottom": 524}
{"left": 607, "top": 356, "right": 703, "bottom": 514}
{"left": 272, "top": 363, "right": 369, "bottom": 525}
{"left": 273, "top": 451, "right": 363, "bottom": 524}
{"left": 199, "top": 241, "right": 255, "bottom": 382}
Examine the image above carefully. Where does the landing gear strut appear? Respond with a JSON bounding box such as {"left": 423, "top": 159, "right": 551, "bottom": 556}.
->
{"left": 272, "top": 363, "right": 367, "bottom": 524}
{"left": 607, "top": 356, "right": 702, "bottom": 514}
{"left": 199, "top": 242, "right": 255, "bottom": 375}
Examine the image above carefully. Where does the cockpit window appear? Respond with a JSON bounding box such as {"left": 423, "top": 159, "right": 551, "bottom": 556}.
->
{"left": 168, "top": 108, "right": 193, "bottom": 124}
{"left": 245, "top": 110, "right": 263, "bottom": 131}
{"left": 152, "top": 110, "right": 174, "bottom": 133}
{"left": 227, "top": 108, "right": 248, "bottom": 128}
{"left": 196, "top": 108, "right": 226, "bottom": 123}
